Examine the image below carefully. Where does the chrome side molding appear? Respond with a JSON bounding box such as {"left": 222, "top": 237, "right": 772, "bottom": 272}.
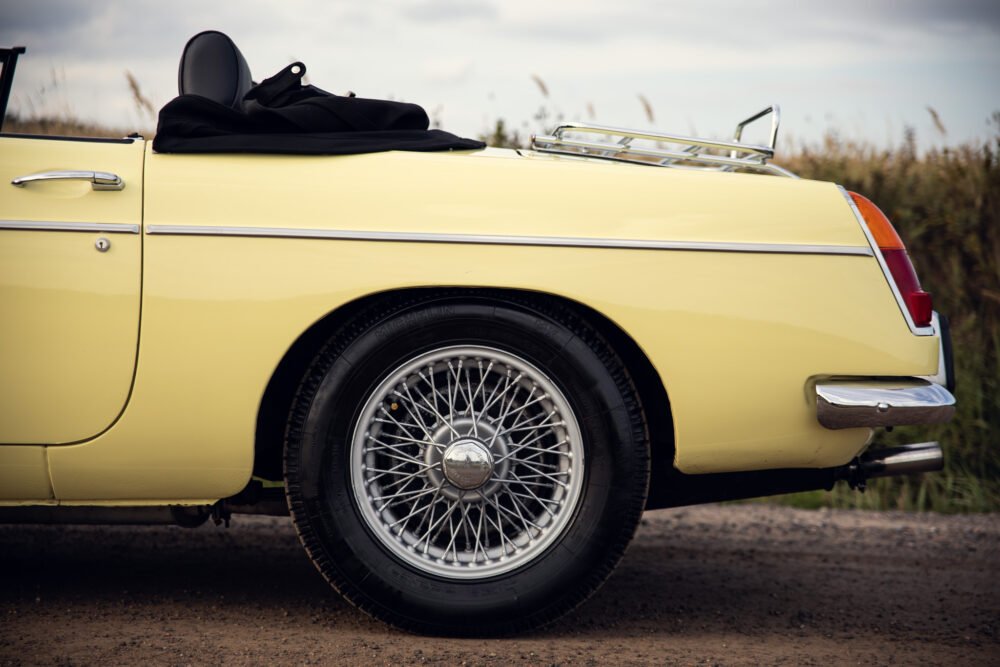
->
{"left": 816, "top": 378, "right": 955, "bottom": 429}
{"left": 144, "top": 224, "right": 872, "bottom": 256}
{"left": 0, "top": 219, "right": 139, "bottom": 234}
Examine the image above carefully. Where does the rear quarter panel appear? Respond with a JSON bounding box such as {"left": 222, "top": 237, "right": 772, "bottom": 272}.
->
{"left": 45, "top": 147, "right": 939, "bottom": 500}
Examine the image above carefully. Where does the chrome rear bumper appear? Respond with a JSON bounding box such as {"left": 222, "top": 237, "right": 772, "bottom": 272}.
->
{"left": 816, "top": 378, "right": 956, "bottom": 429}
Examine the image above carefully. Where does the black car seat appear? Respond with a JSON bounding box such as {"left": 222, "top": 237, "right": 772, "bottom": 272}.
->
{"left": 177, "top": 30, "right": 252, "bottom": 108}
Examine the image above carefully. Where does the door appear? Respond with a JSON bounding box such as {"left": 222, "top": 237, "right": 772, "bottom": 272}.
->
{"left": 0, "top": 135, "right": 143, "bottom": 444}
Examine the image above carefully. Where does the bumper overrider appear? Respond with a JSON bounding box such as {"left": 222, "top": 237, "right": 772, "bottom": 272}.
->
{"left": 814, "top": 312, "right": 956, "bottom": 480}
{"left": 815, "top": 379, "right": 955, "bottom": 430}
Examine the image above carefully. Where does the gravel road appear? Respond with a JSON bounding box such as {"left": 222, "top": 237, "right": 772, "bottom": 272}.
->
{"left": 1, "top": 504, "right": 997, "bottom": 666}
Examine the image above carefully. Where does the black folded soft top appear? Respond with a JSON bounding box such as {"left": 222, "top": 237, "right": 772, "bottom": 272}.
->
{"left": 153, "top": 86, "right": 486, "bottom": 155}
{"left": 153, "top": 32, "right": 484, "bottom": 155}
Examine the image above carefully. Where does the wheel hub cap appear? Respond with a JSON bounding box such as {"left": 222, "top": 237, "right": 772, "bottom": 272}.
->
{"left": 441, "top": 438, "right": 494, "bottom": 489}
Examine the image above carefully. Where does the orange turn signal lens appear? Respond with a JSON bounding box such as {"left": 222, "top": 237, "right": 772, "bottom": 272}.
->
{"left": 849, "top": 192, "right": 904, "bottom": 250}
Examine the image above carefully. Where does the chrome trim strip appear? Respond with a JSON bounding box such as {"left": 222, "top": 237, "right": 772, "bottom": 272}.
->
{"left": 816, "top": 378, "right": 955, "bottom": 429}
{"left": 919, "top": 312, "right": 950, "bottom": 388}
{"left": 144, "top": 224, "right": 873, "bottom": 256}
{"left": 0, "top": 220, "right": 140, "bottom": 234}
{"left": 838, "top": 186, "right": 934, "bottom": 336}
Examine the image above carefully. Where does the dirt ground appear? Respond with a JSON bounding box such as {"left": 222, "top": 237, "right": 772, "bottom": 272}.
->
{"left": 0, "top": 504, "right": 997, "bottom": 666}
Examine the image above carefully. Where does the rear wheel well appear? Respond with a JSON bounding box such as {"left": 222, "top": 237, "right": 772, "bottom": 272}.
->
{"left": 253, "top": 288, "right": 675, "bottom": 507}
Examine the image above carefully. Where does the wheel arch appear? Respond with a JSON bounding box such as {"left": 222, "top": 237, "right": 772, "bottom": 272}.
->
{"left": 253, "top": 287, "right": 675, "bottom": 508}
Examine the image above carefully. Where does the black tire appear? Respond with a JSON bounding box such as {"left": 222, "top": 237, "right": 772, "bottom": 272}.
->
{"left": 284, "top": 292, "right": 649, "bottom": 636}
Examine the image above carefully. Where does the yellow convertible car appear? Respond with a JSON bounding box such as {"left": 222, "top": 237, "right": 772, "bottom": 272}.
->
{"left": 0, "top": 34, "right": 955, "bottom": 635}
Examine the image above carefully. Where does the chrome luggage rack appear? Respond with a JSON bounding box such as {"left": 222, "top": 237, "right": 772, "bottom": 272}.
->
{"left": 530, "top": 105, "right": 797, "bottom": 178}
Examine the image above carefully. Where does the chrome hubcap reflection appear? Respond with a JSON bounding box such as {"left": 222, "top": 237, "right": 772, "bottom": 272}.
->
{"left": 351, "top": 345, "right": 584, "bottom": 579}
{"left": 441, "top": 439, "right": 494, "bottom": 489}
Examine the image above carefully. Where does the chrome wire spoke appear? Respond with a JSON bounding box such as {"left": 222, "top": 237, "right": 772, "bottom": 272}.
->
{"left": 371, "top": 451, "right": 428, "bottom": 470}
{"left": 351, "top": 345, "right": 584, "bottom": 579}
{"left": 375, "top": 408, "right": 423, "bottom": 435}
{"left": 376, "top": 431, "right": 440, "bottom": 449}
{"left": 479, "top": 369, "right": 519, "bottom": 420}
{"left": 365, "top": 459, "right": 420, "bottom": 484}
{"left": 489, "top": 392, "right": 549, "bottom": 429}
{"left": 490, "top": 476, "right": 557, "bottom": 489}
{"left": 505, "top": 443, "right": 571, "bottom": 459}
{"left": 494, "top": 431, "right": 566, "bottom": 465}
{"left": 373, "top": 485, "right": 438, "bottom": 511}
{"left": 374, "top": 463, "right": 436, "bottom": 489}
{"left": 514, "top": 461, "right": 570, "bottom": 483}
{"left": 508, "top": 487, "right": 555, "bottom": 521}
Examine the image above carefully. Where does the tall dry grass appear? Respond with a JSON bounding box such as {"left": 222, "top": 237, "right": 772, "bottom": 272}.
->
{"left": 3, "top": 68, "right": 153, "bottom": 138}
{"left": 3, "top": 113, "right": 126, "bottom": 137}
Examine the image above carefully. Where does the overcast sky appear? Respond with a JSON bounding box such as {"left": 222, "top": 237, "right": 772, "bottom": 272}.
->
{"left": 2, "top": 0, "right": 998, "bottom": 149}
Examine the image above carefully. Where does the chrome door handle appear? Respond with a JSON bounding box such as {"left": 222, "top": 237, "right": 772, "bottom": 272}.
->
{"left": 11, "top": 170, "right": 125, "bottom": 191}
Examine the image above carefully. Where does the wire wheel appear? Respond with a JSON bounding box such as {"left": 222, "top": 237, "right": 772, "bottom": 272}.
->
{"left": 285, "top": 295, "right": 650, "bottom": 634}
{"left": 350, "top": 345, "right": 584, "bottom": 579}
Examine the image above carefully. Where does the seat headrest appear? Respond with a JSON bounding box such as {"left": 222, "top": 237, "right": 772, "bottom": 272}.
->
{"left": 178, "top": 30, "right": 252, "bottom": 109}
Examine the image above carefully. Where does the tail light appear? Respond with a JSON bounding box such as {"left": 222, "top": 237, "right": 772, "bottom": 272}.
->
{"left": 849, "top": 191, "right": 933, "bottom": 328}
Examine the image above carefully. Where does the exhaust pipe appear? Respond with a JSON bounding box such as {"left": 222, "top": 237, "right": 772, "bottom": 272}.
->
{"left": 856, "top": 442, "right": 944, "bottom": 479}
{"left": 834, "top": 441, "right": 944, "bottom": 490}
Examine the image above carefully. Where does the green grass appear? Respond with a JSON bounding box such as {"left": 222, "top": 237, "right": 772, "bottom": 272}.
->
{"left": 758, "top": 470, "right": 1000, "bottom": 514}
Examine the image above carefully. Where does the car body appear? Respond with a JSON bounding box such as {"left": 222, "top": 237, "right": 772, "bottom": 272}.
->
{"left": 0, "top": 41, "right": 955, "bottom": 635}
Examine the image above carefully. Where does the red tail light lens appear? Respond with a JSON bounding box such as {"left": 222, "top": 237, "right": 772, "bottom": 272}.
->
{"left": 849, "top": 191, "right": 932, "bottom": 328}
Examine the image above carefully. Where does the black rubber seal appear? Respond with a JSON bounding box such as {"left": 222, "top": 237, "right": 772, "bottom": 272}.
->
{"left": 938, "top": 312, "right": 956, "bottom": 393}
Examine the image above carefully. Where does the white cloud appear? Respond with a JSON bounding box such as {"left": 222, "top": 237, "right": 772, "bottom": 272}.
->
{"left": 420, "top": 57, "right": 475, "bottom": 84}
{"left": 401, "top": 0, "right": 498, "bottom": 22}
